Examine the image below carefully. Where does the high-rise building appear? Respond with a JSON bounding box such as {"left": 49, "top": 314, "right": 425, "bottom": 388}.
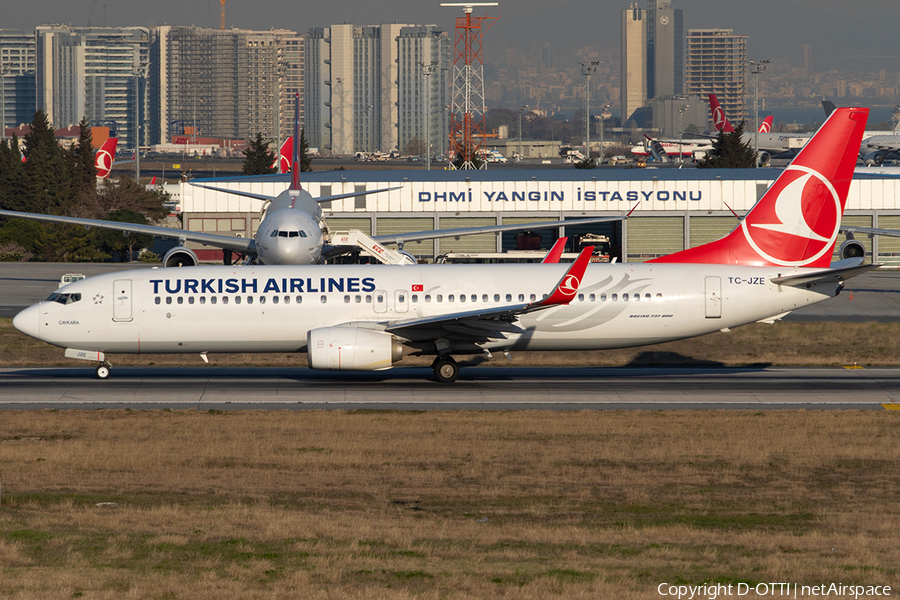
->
{"left": 647, "top": 0, "right": 683, "bottom": 99}
{"left": 620, "top": 4, "right": 646, "bottom": 125}
{"left": 397, "top": 26, "right": 450, "bottom": 157}
{"left": 0, "top": 30, "right": 37, "bottom": 134}
{"left": 150, "top": 26, "right": 304, "bottom": 146}
{"left": 305, "top": 23, "right": 449, "bottom": 155}
{"left": 685, "top": 29, "right": 747, "bottom": 125}
{"left": 36, "top": 26, "right": 150, "bottom": 150}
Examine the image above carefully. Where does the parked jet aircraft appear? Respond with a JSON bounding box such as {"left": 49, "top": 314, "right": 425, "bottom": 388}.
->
{"left": 13, "top": 107, "right": 874, "bottom": 382}
{"left": 0, "top": 95, "right": 622, "bottom": 267}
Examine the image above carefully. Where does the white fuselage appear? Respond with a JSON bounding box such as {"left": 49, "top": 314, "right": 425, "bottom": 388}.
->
{"left": 14, "top": 263, "right": 840, "bottom": 360}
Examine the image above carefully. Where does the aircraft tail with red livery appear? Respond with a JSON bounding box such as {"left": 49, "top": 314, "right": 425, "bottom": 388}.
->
{"left": 758, "top": 115, "right": 773, "bottom": 133}
{"left": 94, "top": 138, "right": 118, "bottom": 179}
{"left": 650, "top": 106, "right": 869, "bottom": 268}
{"left": 709, "top": 94, "right": 735, "bottom": 133}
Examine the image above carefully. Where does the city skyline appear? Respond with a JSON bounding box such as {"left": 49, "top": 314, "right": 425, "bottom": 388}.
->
{"left": 6, "top": 0, "right": 900, "bottom": 73}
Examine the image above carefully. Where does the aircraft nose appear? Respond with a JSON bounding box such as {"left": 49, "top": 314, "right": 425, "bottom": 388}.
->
{"left": 13, "top": 304, "right": 41, "bottom": 340}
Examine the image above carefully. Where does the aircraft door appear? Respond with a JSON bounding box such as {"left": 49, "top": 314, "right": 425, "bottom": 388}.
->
{"left": 705, "top": 276, "right": 721, "bottom": 319}
{"left": 113, "top": 279, "right": 133, "bottom": 322}
{"left": 374, "top": 290, "right": 388, "bottom": 314}
{"left": 394, "top": 290, "right": 409, "bottom": 313}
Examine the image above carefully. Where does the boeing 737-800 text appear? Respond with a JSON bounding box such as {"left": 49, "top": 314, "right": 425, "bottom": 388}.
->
{"left": 13, "top": 108, "right": 873, "bottom": 382}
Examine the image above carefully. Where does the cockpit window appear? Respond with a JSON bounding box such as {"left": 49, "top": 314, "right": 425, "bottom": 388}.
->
{"left": 270, "top": 230, "right": 279, "bottom": 237}
{"left": 279, "top": 231, "right": 288, "bottom": 237}
{"left": 288, "top": 231, "right": 299, "bottom": 238}
{"left": 47, "top": 292, "right": 82, "bottom": 305}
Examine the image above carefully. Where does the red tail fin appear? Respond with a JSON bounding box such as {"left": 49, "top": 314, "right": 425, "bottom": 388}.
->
{"left": 650, "top": 107, "right": 869, "bottom": 268}
{"left": 759, "top": 116, "right": 773, "bottom": 133}
{"left": 95, "top": 138, "right": 118, "bottom": 179}
{"left": 290, "top": 92, "right": 302, "bottom": 191}
{"left": 274, "top": 137, "right": 293, "bottom": 173}
{"left": 709, "top": 94, "right": 735, "bottom": 133}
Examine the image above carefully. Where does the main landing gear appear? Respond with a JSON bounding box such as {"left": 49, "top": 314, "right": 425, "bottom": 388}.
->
{"left": 432, "top": 356, "right": 459, "bottom": 383}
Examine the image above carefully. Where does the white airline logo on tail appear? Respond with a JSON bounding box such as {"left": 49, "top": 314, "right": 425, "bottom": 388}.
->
{"left": 713, "top": 106, "right": 726, "bottom": 132}
{"left": 742, "top": 165, "right": 841, "bottom": 267}
{"left": 95, "top": 138, "right": 117, "bottom": 179}
{"left": 559, "top": 274, "right": 580, "bottom": 295}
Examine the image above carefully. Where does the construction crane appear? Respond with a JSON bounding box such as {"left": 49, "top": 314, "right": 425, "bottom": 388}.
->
{"left": 220, "top": 0, "right": 225, "bottom": 29}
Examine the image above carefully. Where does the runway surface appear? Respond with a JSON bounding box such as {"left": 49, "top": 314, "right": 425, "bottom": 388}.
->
{"left": 1, "top": 366, "right": 897, "bottom": 410}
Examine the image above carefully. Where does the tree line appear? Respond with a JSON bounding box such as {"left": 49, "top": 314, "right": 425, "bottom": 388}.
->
{"left": 0, "top": 111, "right": 170, "bottom": 262}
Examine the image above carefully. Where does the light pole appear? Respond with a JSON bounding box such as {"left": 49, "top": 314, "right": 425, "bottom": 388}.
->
{"left": 133, "top": 61, "right": 148, "bottom": 182}
{"left": 599, "top": 103, "right": 609, "bottom": 165}
{"left": 518, "top": 104, "right": 529, "bottom": 161}
{"left": 677, "top": 102, "right": 688, "bottom": 164}
{"left": 0, "top": 61, "right": 7, "bottom": 142}
{"left": 273, "top": 57, "right": 286, "bottom": 172}
{"left": 580, "top": 60, "right": 599, "bottom": 163}
{"left": 750, "top": 59, "right": 771, "bottom": 167}
{"left": 421, "top": 60, "right": 437, "bottom": 170}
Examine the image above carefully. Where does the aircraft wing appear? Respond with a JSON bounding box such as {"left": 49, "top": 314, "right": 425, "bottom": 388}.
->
{"left": 0, "top": 209, "right": 256, "bottom": 255}
{"left": 383, "top": 247, "right": 594, "bottom": 344}
{"left": 190, "top": 183, "right": 401, "bottom": 204}
{"left": 368, "top": 216, "right": 623, "bottom": 247}
{"left": 841, "top": 225, "right": 900, "bottom": 238}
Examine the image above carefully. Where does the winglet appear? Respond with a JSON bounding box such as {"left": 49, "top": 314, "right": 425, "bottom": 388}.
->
{"left": 538, "top": 246, "right": 593, "bottom": 306}
{"left": 541, "top": 237, "right": 568, "bottom": 264}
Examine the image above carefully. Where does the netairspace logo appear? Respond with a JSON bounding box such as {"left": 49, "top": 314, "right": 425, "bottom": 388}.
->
{"left": 657, "top": 582, "right": 892, "bottom": 599}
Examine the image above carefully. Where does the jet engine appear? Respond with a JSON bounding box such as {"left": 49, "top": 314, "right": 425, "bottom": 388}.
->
{"left": 307, "top": 327, "right": 403, "bottom": 371}
{"left": 163, "top": 246, "right": 200, "bottom": 267}
{"left": 864, "top": 151, "right": 888, "bottom": 166}
{"left": 838, "top": 239, "right": 866, "bottom": 260}
{"left": 757, "top": 151, "right": 771, "bottom": 166}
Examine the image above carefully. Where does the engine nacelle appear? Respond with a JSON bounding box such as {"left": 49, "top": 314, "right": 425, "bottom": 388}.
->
{"left": 163, "top": 246, "right": 200, "bottom": 267}
{"left": 839, "top": 239, "right": 866, "bottom": 260}
{"left": 864, "top": 151, "right": 887, "bottom": 166}
{"left": 307, "top": 327, "right": 403, "bottom": 371}
{"left": 757, "top": 151, "right": 771, "bottom": 166}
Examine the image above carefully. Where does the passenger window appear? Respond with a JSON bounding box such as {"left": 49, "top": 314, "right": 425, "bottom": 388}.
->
{"left": 623, "top": 294, "right": 629, "bottom": 301}
{"left": 376, "top": 294, "right": 384, "bottom": 304}
{"left": 259, "top": 296, "right": 266, "bottom": 304}
{"left": 365, "top": 295, "right": 372, "bottom": 303}
{"left": 589, "top": 294, "right": 595, "bottom": 302}
{"left": 177, "top": 297, "right": 184, "bottom": 305}
{"left": 247, "top": 296, "right": 253, "bottom": 305}
{"left": 273, "top": 296, "right": 279, "bottom": 304}
{"left": 211, "top": 296, "right": 217, "bottom": 305}
{"left": 578, "top": 294, "right": 584, "bottom": 302}
{"left": 437, "top": 294, "right": 443, "bottom": 302}
{"left": 222, "top": 296, "right": 229, "bottom": 305}
{"left": 612, "top": 294, "right": 618, "bottom": 301}
{"left": 600, "top": 293, "right": 607, "bottom": 301}
{"left": 493, "top": 294, "right": 499, "bottom": 302}
{"left": 344, "top": 295, "right": 350, "bottom": 303}
{"left": 471, "top": 294, "right": 477, "bottom": 302}
{"left": 188, "top": 296, "right": 195, "bottom": 305}
{"left": 398, "top": 294, "right": 405, "bottom": 303}
{"left": 518, "top": 294, "right": 524, "bottom": 302}
{"left": 458, "top": 294, "right": 464, "bottom": 303}
{"left": 506, "top": 294, "right": 512, "bottom": 302}
{"left": 425, "top": 294, "right": 431, "bottom": 302}
{"left": 321, "top": 295, "right": 327, "bottom": 304}
{"left": 283, "top": 296, "right": 290, "bottom": 304}
{"left": 154, "top": 297, "right": 161, "bottom": 305}
{"left": 482, "top": 294, "right": 488, "bottom": 302}
{"left": 235, "top": 297, "right": 242, "bottom": 305}
{"left": 449, "top": 294, "right": 455, "bottom": 302}
{"left": 645, "top": 293, "right": 651, "bottom": 300}
{"left": 200, "top": 296, "right": 206, "bottom": 304}
{"left": 656, "top": 293, "right": 662, "bottom": 299}
{"left": 296, "top": 296, "right": 303, "bottom": 304}
{"left": 356, "top": 295, "right": 362, "bottom": 303}
{"left": 530, "top": 294, "right": 536, "bottom": 301}
{"left": 412, "top": 294, "right": 418, "bottom": 303}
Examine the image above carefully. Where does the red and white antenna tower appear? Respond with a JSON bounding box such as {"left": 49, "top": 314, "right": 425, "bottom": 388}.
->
{"left": 441, "top": 2, "right": 499, "bottom": 170}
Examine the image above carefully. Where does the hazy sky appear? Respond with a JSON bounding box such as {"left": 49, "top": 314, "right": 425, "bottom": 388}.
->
{"left": 10, "top": 0, "right": 900, "bottom": 72}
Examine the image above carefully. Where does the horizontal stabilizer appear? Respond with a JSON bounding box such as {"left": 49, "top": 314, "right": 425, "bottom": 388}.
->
{"left": 770, "top": 262, "right": 878, "bottom": 287}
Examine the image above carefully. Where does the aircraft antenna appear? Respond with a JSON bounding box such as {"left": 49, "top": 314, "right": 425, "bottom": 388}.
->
{"left": 441, "top": 2, "right": 499, "bottom": 170}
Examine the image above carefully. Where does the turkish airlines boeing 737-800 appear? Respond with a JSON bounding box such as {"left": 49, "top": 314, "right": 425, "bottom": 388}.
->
{"left": 13, "top": 107, "right": 873, "bottom": 382}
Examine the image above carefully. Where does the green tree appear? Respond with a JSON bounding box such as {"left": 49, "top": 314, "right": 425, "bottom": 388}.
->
{"left": 299, "top": 128, "right": 313, "bottom": 172}
{"left": 94, "top": 208, "right": 154, "bottom": 262}
{"left": 71, "top": 117, "right": 98, "bottom": 192}
{"left": 242, "top": 133, "right": 277, "bottom": 175}
{"left": 695, "top": 121, "right": 757, "bottom": 169}
{"left": 21, "top": 110, "right": 75, "bottom": 214}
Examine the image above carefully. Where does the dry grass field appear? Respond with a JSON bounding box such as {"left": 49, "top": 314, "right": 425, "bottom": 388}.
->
{"left": 4, "top": 318, "right": 900, "bottom": 368}
{"left": 1, "top": 410, "right": 898, "bottom": 599}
